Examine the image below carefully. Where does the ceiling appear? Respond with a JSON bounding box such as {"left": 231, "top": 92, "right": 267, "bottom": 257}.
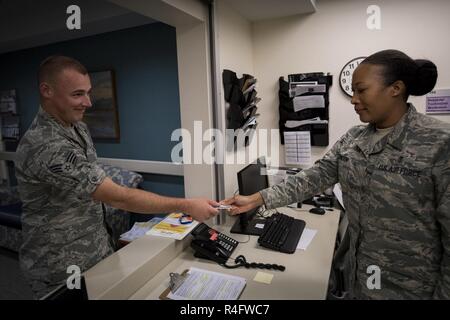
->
{"left": 225, "top": 0, "right": 317, "bottom": 21}
{"left": 0, "top": 0, "right": 318, "bottom": 54}
{"left": 0, "top": 0, "right": 155, "bottom": 54}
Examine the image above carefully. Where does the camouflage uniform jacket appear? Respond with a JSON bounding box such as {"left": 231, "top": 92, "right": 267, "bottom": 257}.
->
{"left": 15, "top": 107, "right": 113, "bottom": 298}
{"left": 260, "top": 104, "right": 450, "bottom": 299}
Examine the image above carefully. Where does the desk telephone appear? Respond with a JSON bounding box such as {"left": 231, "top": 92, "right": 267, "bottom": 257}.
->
{"left": 190, "top": 223, "right": 287, "bottom": 271}
{"left": 190, "top": 223, "right": 239, "bottom": 264}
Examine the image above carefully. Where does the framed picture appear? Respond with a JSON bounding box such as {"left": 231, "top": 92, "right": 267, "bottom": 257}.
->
{"left": 84, "top": 70, "right": 120, "bottom": 142}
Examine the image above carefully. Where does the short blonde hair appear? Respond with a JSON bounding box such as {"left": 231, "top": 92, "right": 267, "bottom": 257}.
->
{"left": 38, "top": 55, "right": 88, "bottom": 84}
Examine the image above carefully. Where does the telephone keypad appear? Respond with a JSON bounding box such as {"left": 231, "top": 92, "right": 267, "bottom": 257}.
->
{"left": 191, "top": 223, "right": 239, "bottom": 259}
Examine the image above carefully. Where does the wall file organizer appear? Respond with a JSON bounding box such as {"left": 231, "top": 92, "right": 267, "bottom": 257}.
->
{"left": 222, "top": 69, "right": 261, "bottom": 148}
{"left": 278, "top": 72, "right": 332, "bottom": 146}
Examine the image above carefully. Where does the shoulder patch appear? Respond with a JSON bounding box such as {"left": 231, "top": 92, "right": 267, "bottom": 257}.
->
{"left": 65, "top": 151, "right": 78, "bottom": 165}
{"left": 61, "top": 162, "right": 74, "bottom": 173}
{"left": 48, "top": 151, "right": 78, "bottom": 174}
{"left": 49, "top": 164, "right": 63, "bottom": 174}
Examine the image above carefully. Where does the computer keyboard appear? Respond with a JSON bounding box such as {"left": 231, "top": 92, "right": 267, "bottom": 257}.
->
{"left": 258, "top": 212, "right": 306, "bottom": 253}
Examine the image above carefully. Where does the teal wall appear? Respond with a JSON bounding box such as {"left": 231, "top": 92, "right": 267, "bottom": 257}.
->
{"left": 0, "top": 23, "right": 184, "bottom": 197}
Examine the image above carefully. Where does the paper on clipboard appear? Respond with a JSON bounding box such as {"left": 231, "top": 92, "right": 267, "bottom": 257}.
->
{"left": 146, "top": 212, "right": 199, "bottom": 240}
{"left": 161, "top": 267, "right": 246, "bottom": 300}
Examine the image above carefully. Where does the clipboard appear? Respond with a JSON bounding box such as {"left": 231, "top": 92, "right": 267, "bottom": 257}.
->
{"left": 159, "top": 268, "right": 247, "bottom": 300}
{"left": 159, "top": 269, "right": 189, "bottom": 300}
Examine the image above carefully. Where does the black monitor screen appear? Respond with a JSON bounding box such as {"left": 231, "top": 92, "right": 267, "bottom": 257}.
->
{"left": 238, "top": 162, "right": 268, "bottom": 196}
{"left": 230, "top": 158, "right": 268, "bottom": 236}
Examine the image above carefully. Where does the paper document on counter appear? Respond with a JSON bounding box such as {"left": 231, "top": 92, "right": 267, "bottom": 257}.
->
{"left": 297, "top": 228, "right": 317, "bottom": 250}
{"left": 146, "top": 212, "right": 199, "bottom": 240}
{"left": 120, "top": 217, "right": 163, "bottom": 242}
{"left": 167, "top": 267, "right": 246, "bottom": 300}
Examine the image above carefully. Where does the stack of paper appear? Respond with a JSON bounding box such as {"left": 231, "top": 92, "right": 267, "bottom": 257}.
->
{"left": 242, "top": 115, "right": 259, "bottom": 129}
{"left": 293, "top": 95, "right": 325, "bottom": 112}
{"left": 285, "top": 117, "right": 328, "bottom": 128}
{"left": 289, "top": 83, "right": 326, "bottom": 98}
{"left": 119, "top": 217, "right": 163, "bottom": 242}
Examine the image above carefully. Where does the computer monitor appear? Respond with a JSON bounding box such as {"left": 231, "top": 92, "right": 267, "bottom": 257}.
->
{"left": 230, "top": 157, "right": 268, "bottom": 236}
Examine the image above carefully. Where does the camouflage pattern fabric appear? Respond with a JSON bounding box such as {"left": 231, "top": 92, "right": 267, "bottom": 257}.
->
{"left": 98, "top": 163, "right": 143, "bottom": 249}
{"left": 0, "top": 185, "right": 21, "bottom": 205}
{"left": 0, "top": 166, "right": 143, "bottom": 253}
{"left": 0, "top": 186, "right": 22, "bottom": 251}
{"left": 15, "top": 107, "right": 114, "bottom": 299}
{"left": 260, "top": 104, "right": 450, "bottom": 299}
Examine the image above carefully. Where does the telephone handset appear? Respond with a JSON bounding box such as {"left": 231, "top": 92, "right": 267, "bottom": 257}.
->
{"left": 190, "top": 223, "right": 239, "bottom": 264}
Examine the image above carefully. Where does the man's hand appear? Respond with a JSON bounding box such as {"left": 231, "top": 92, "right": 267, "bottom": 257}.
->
{"left": 93, "top": 177, "right": 219, "bottom": 222}
{"left": 220, "top": 192, "right": 264, "bottom": 215}
{"left": 182, "top": 198, "right": 220, "bottom": 222}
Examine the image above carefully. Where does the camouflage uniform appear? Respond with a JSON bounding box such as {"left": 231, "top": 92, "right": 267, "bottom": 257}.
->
{"left": 260, "top": 104, "right": 450, "bottom": 299}
{"left": 15, "top": 107, "right": 114, "bottom": 299}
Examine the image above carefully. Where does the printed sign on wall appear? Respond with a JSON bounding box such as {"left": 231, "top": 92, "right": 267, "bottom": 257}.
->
{"left": 426, "top": 89, "right": 450, "bottom": 114}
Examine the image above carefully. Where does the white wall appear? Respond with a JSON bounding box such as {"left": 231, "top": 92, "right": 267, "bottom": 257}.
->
{"left": 252, "top": 0, "right": 450, "bottom": 166}
{"left": 216, "top": 0, "right": 257, "bottom": 197}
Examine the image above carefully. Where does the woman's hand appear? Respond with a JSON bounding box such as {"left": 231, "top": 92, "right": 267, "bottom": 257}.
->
{"left": 220, "top": 192, "right": 264, "bottom": 215}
